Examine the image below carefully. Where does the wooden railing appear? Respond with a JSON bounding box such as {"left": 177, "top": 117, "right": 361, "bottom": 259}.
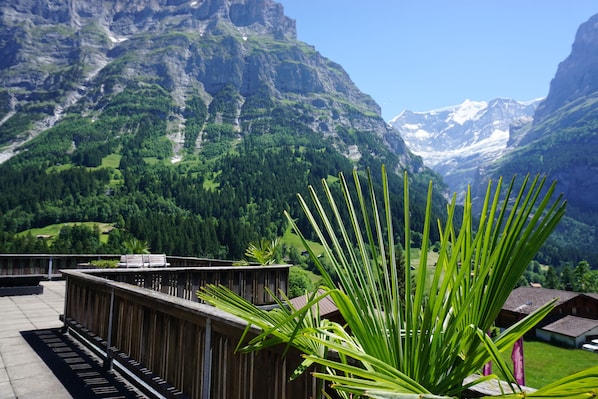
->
{"left": 0, "top": 254, "right": 118, "bottom": 278}
{"left": 82, "top": 265, "right": 289, "bottom": 306}
{"left": 62, "top": 267, "right": 317, "bottom": 399}
{"left": 0, "top": 254, "right": 259, "bottom": 279}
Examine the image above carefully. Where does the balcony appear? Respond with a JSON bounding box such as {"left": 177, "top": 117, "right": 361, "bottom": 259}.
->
{"left": 60, "top": 264, "right": 318, "bottom": 398}
{"left": 1, "top": 255, "right": 530, "bottom": 398}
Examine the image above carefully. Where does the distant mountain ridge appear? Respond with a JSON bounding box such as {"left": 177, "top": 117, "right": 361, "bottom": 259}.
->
{"left": 389, "top": 98, "right": 540, "bottom": 199}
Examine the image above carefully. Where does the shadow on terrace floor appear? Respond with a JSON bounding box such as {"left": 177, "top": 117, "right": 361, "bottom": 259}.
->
{"left": 21, "top": 327, "right": 147, "bottom": 398}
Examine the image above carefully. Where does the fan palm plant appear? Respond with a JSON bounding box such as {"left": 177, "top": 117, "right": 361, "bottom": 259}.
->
{"left": 199, "top": 167, "right": 598, "bottom": 398}
{"left": 244, "top": 237, "right": 281, "bottom": 265}
{"left": 123, "top": 237, "right": 150, "bottom": 254}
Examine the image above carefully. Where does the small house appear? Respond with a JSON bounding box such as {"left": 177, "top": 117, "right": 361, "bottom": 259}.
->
{"left": 537, "top": 315, "right": 598, "bottom": 348}
{"left": 497, "top": 286, "right": 598, "bottom": 348}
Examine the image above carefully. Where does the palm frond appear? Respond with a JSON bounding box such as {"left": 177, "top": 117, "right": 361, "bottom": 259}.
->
{"left": 489, "top": 364, "right": 598, "bottom": 398}
{"left": 198, "top": 166, "right": 579, "bottom": 398}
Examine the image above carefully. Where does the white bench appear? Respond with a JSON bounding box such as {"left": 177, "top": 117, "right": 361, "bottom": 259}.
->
{"left": 118, "top": 254, "right": 170, "bottom": 268}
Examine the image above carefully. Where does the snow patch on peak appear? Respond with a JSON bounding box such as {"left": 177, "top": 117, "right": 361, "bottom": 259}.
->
{"left": 414, "top": 129, "right": 431, "bottom": 139}
{"left": 389, "top": 109, "right": 409, "bottom": 124}
{"left": 388, "top": 97, "right": 541, "bottom": 202}
{"left": 108, "top": 32, "right": 128, "bottom": 43}
{"left": 450, "top": 99, "right": 488, "bottom": 125}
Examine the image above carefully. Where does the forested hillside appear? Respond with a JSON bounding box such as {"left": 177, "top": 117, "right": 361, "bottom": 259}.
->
{"left": 0, "top": 137, "right": 443, "bottom": 259}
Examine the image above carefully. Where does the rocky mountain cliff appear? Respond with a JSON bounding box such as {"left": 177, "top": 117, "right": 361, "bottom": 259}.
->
{"left": 0, "top": 0, "right": 440, "bottom": 259}
{"left": 389, "top": 98, "right": 540, "bottom": 199}
{"left": 0, "top": 0, "right": 414, "bottom": 168}
{"left": 532, "top": 13, "right": 598, "bottom": 124}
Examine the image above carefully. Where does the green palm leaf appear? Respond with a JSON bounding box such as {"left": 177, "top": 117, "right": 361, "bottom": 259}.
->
{"left": 493, "top": 364, "right": 598, "bottom": 398}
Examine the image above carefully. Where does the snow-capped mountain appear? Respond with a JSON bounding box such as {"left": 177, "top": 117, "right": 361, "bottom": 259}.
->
{"left": 389, "top": 98, "right": 541, "bottom": 198}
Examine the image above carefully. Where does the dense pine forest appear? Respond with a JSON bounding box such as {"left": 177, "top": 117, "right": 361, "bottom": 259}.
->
{"left": 0, "top": 46, "right": 449, "bottom": 262}
{"left": 0, "top": 107, "right": 444, "bottom": 260}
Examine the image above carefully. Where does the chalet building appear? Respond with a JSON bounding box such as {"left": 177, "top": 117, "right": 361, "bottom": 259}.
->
{"left": 288, "top": 289, "right": 344, "bottom": 325}
{"left": 537, "top": 315, "right": 598, "bottom": 347}
{"left": 497, "top": 286, "right": 598, "bottom": 347}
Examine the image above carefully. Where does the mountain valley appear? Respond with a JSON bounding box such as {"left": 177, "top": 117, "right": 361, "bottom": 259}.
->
{"left": 390, "top": 12, "right": 598, "bottom": 265}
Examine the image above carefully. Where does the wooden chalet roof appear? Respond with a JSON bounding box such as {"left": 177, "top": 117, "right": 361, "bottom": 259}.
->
{"left": 583, "top": 293, "right": 598, "bottom": 301}
{"left": 502, "top": 287, "right": 579, "bottom": 315}
{"left": 540, "top": 315, "right": 598, "bottom": 338}
{"left": 289, "top": 289, "right": 339, "bottom": 318}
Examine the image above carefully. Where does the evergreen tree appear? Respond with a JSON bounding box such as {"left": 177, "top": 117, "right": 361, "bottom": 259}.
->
{"left": 574, "top": 260, "right": 592, "bottom": 292}
{"left": 544, "top": 266, "right": 561, "bottom": 289}
{"left": 561, "top": 264, "right": 575, "bottom": 291}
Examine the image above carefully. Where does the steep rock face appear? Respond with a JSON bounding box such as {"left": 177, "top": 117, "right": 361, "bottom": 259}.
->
{"left": 0, "top": 0, "right": 296, "bottom": 94}
{"left": 473, "top": 13, "right": 598, "bottom": 263}
{"left": 4, "top": 0, "right": 294, "bottom": 38}
{"left": 0, "top": 0, "right": 415, "bottom": 169}
{"left": 533, "top": 13, "right": 598, "bottom": 123}
{"left": 389, "top": 98, "right": 539, "bottom": 199}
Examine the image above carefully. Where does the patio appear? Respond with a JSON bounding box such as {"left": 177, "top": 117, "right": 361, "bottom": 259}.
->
{"left": 0, "top": 280, "right": 147, "bottom": 398}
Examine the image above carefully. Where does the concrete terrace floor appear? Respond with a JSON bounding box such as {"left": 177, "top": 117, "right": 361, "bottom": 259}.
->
{"left": 0, "top": 281, "right": 147, "bottom": 399}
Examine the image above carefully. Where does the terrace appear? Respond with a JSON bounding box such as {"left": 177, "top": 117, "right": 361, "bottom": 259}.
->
{"left": 1, "top": 254, "right": 318, "bottom": 399}
{"left": 1, "top": 254, "right": 531, "bottom": 398}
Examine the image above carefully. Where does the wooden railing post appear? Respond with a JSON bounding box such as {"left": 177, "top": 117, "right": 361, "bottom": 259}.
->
{"left": 202, "top": 318, "right": 212, "bottom": 399}
{"left": 61, "top": 275, "right": 69, "bottom": 334}
{"left": 161, "top": 271, "right": 171, "bottom": 295}
{"left": 104, "top": 288, "right": 115, "bottom": 370}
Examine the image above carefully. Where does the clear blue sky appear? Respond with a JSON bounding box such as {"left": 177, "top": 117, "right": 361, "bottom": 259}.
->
{"left": 277, "top": 1, "right": 598, "bottom": 120}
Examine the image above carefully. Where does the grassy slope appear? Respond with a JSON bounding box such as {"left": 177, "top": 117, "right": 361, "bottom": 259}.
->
{"left": 281, "top": 227, "right": 325, "bottom": 256}
{"left": 282, "top": 228, "right": 325, "bottom": 286}
{"left": 17, "top": 222, "right": 114, "bottom": 244}
{"left": 500, "top": 340, "right": 597, "bottom": 388}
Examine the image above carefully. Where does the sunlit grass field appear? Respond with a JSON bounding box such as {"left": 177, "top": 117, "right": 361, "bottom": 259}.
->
{"left": 17, "top": 222, "right": 114, "bottom": 244}
{"left": 500, "top": 340, "right": 597, "bottom": 388}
